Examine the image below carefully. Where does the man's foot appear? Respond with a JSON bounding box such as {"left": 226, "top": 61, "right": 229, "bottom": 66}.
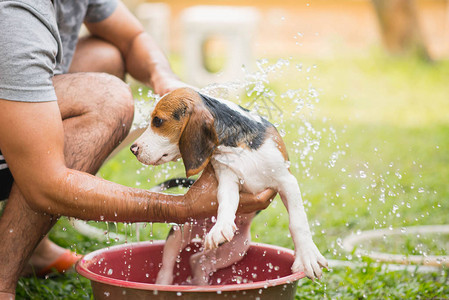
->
{"left": 21, "top": 237, "right": 82, "bottom": 277}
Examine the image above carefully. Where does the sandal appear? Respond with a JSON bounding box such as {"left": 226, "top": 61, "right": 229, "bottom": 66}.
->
{"left": 37, "top": 249, "right": 83, "bottom": 277}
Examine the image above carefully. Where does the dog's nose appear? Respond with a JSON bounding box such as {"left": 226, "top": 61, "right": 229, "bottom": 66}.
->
{"left": 130, "top": 143, "right": 139, "bottom": 156}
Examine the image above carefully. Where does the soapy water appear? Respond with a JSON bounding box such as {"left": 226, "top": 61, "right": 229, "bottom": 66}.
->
{"left": 80, "top": 57, "right": 446, "bottom": 277}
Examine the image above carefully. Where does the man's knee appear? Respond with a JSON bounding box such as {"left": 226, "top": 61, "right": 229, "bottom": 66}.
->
{"left": 93, "top": 73, "right": 134, "bottom": 139}
{"left": 54, "top": 72, "right": 134, "bottom": 143}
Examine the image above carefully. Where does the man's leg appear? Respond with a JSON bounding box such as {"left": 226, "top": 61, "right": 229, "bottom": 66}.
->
{"left": 0, "top": 186, "right": 55, "bottom": 295}
{"left": 69, "top": 35, "right": 146, "bottom": 158}
{"left": 69, "top": 36, "right": 126, "bottom": 79}
{"left": 0, "top": 72, "right": 134, "bottom": 295}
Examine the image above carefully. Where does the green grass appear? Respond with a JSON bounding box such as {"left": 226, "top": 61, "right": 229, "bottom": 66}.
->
{"left": 297, "top": 260, "right": 449, "bottom": 300}
{"left": 16, "top": 51, "right": 449, "bottom": 299}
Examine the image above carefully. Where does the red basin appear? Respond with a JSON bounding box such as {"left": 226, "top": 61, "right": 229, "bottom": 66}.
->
{"left": 76, "top": 241, "right": 305, "bottom": 299}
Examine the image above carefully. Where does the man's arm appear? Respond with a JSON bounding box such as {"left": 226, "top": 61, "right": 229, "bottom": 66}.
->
{"left": 84, "top": 1, "right": 186, "bottom": 95}
{"left": 0, "top": 100, "right": 182, "bottom": 222}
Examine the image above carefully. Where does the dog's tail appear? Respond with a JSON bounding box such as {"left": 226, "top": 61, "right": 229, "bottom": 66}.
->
{"left": 149, "top": 178, "right": 196, "bottom": 193}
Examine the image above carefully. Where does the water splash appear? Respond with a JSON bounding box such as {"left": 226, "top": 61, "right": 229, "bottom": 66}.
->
{"left": 91, "top": 54, "right": 441, "bottom": 278}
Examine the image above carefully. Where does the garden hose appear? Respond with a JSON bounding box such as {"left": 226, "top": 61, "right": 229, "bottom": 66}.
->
{"left": 342, "top": 225, "right": 449, "bottom": 267}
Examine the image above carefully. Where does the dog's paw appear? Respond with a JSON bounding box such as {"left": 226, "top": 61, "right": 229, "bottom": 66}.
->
{"left": 189, "top": 252, "right": 212, "bottom": 285}
{"left": 191, "top": 264, "right": 210, "bottom": 286}
{"left": 156, "top": 270, "right": 174, "bottom": 285}
{"left": 204, "top": 221, "right": 237, "bottom": 250}
{"left": 292, "top": 242, "right": 328, "bottom": 280}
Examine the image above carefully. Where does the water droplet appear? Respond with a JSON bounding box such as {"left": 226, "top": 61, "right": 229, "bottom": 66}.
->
{"left": 392, "top": 205, "right": 399, "bottom": 213}
{"left": 280, "top": 129, "right": 286, "bottom": 137}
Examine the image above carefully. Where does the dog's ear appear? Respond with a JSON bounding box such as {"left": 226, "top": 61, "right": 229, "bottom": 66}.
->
{"left": 179, "top": 103, "right": 218, "bottom": 177}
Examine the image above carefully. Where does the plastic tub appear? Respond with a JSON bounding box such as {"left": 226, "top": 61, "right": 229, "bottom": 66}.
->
{"left": 76, "top": 241, "right": 305, "bottom": 299}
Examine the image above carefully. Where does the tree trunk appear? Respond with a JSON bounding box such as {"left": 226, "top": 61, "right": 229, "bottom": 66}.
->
{"left": 372, "top": 0, "right": 431, "bottom": 60}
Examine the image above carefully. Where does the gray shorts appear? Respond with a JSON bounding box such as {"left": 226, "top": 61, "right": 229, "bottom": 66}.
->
{"left": 0, "top": 0, "right": 62, "bottom": 102}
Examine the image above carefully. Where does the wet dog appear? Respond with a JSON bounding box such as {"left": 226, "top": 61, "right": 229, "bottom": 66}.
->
{"left": 131, "top": 87, "right": 327, "bottom": 284}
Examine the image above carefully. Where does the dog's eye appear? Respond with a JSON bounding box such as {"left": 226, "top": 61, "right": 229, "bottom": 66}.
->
{"left": 152, "top": 116, "right": 164, "bottom": 128}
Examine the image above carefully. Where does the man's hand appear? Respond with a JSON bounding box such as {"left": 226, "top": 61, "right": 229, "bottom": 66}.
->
{"left": 183, "top": 164, "right": 276, "bottom": 221}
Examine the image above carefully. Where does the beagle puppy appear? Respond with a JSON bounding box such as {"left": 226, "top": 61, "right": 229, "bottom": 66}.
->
{"left": 131, "top": 87, "right": 327, "bottom": 284}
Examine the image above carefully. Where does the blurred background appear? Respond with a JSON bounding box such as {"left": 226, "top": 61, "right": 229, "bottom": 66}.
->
{"left": 124, "top": 0, "right": 448, "bottom": 86}
{"left": 128, "top": 0, "right": 449, "bottom": 57}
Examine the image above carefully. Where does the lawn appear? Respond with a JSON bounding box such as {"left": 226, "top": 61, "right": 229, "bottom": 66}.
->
{"left": 16, "top": 51, "right": 449, "bottom": 299}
